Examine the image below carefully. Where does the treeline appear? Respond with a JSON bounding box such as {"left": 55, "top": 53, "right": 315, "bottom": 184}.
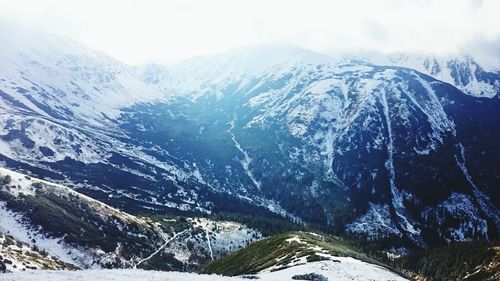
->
{"left": 324, "top": 233, "right": 499, "bottom": 281}
{"left": 390, "top": 240, "right": 497, "bottom": 281}
{"left": 207, "top": 211, "right": 304, "bottom": 236}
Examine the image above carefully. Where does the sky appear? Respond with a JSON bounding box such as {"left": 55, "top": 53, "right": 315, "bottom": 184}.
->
{"left": 1, "top": 0, "right": 499, "bottom": 65}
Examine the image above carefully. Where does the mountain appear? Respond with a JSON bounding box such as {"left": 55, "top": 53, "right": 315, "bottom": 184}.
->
{"left": 206, "top": 231, "right": 499, "bottom": 281}
{"left": 136, "top": 49, "right": 500, "bottom": 247}
{"left": 0, "top": 24, "right": 286, "bottom": 220}
{"left": 0, "top": 25, "right": 498, "bottom": 253}
{"left": 365, "top": 53, "right": 500, "bottom": 98}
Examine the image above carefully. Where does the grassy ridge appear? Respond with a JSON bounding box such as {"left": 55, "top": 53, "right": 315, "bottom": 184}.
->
{"left": 202, "top": 231, "right": 383, "bottom": 276}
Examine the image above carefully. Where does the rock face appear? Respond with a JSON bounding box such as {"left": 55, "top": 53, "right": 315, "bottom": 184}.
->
{"left": 0, "top": 25, "right": 498, "bottom": 248}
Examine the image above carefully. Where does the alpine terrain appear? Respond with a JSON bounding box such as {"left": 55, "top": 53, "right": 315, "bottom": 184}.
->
{"left": 0, "top": 22, "right": 499, "bottom": 281}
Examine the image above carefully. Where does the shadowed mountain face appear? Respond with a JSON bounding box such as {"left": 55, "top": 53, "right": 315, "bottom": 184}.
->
{"left": 0, "top": 26, "right": 498, "bottom": 248}
{"left": 130, "top": 60, "right": 499, "bottom": 247}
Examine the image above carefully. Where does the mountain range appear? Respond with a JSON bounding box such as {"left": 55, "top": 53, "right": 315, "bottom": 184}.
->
{"left": 0, "top": 23, "right": 499, "bottom": 276}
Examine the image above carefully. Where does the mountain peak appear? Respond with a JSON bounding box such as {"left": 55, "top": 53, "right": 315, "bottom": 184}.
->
{"left": 168, "top": 44, "right": 335, "bottom": 79}
{"left": 0, "top": 21, "right": 122, "bottom": 68}
{"left": 360, "top": 52, "right": 500, "bottom": 98}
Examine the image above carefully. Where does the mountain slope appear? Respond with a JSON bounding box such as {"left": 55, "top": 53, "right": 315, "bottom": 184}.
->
{"left": 0, "top": 232, "right": 77, "bottom": 272}
{"left": 0, "top": 25, "right": 291, "bottom": 222}
{"left": 0, "top": 167, "right": 262, "bottom": 271}
{"left": 391, "top": 240, "right": 499, "bottom": 281}
{"left": 0, "top": 167, "right": 169, "bottom": 268}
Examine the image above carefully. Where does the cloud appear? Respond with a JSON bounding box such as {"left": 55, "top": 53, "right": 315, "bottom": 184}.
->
{"left": 0, "top": 0, "right": 499, "bottom": 64}
{"left": 461, "top": 35, "right": 500, "bottom": 69}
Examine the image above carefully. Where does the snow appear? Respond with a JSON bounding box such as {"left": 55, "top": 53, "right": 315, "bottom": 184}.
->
{"left": 0, "top": 233, "right": 72, "bottom": 272}
{"left": 0, "top": 167, "right": 164, "bottom": 268}
{"left": 0, "top": 167, "right": 146, "bottom": 225}
{"left": 0, "top": 168, "right": 36, "bottom": 196}
{"left": 0, "top": 114, "right": 109, "bottom": 165}
{"left": 0, "top": 202, "right": 93, "bottom": 268}
{"left": 285, "top": 236, "right": 307, "bottom": 244}
{"left": 0, "top": 23, "right": 166, "bottom": 126}
{"left": 187, "top": 217, "right": 262, "bottom": 259}
{"left": 158, "top": 45, "right": 337, "bottom": 98}
{"left": 366, "top": 52, "right": 499, "bottom": 98}
{"left": 261, "top": 199, "right": 304, "bottom": 224}
{"left": 421, "top": 192, "right": 489, "bottom": 242}
{"left": 412, "top": 73, "right": 456, "bottom": 136}
{"left": 227, "top": 119, "right": 261, "bottom": 190}
{"left": 204, "top": 227, "right": 214, "bottom": 260}
{"left": 0, "top": 259, "right": 409, "bottom": 281}
{"left": 257, "top": 258, "right": 408, "bottom": 281}
{"left": 0, "top": 270, "right": 237, "bottom": 281}
{"left": 346, "top": 203, "right": 401, "bottom": 237}
{"left": 454, "top": 144, "right": 500, "bottom": 228}
{"left": 380, "top": 89, "right": 420, "bottom": 237}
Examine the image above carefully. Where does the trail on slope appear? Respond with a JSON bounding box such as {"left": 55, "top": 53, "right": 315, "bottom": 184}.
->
{"left": 204, "top": 228, "right": 214, "bottom": 260}
{"left": 134, "top": 230, "right": 188, "bottom": 268}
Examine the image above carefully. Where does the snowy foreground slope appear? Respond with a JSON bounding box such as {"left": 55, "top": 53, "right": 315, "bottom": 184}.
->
{"left": 0, "top": 259, "right": 408, "bottom": 281}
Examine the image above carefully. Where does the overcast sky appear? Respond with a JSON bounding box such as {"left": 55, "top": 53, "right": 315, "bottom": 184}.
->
{"left": 1, "top": 0, "right": 499, "bottom": 65}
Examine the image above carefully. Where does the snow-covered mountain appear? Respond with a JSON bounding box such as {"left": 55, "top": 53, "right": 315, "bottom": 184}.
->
{"left": 0, "top": 24, "right": 287, "bottom": 221}
{"left": 0, "top": 23, "right": 163, "bottom": 124}
{"left": 0, "top": 24, "right": 498, "bottom": 252}
{"left": 365, "top": 53, "right": 500, "bottom": 98}
{"left": 137, "top": 49, "right": 499, "bottom": 247}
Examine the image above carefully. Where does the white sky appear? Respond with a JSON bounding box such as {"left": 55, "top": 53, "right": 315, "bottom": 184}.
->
{"left": 1, "top": 0, "right": 499, "bottom": 64}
